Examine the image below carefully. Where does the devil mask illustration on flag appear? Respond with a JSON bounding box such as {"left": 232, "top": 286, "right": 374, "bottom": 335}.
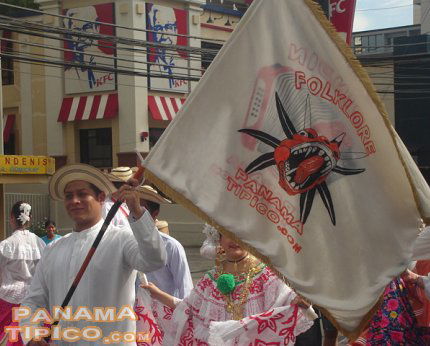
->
{"left": 240, "top": 92, "right": 365, "bottom": 225}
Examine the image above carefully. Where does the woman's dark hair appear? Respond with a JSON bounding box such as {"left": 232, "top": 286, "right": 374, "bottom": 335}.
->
{"left": 45, "top": 220, "right": 56, "bottom": 228}
{"left": 11, "top": 201, "right": 32, "bottom": 227}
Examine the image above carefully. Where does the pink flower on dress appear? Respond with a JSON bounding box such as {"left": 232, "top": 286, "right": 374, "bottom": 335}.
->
{"left": 380, "top": 316, "right": 390, "bottom": 328}
{"left": 386, "top": 299, "right": 399, "bottom": 311}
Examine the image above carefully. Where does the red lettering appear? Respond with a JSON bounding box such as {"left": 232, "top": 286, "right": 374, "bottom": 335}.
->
{"left": 342, "top": 99, "right": 353, "bottom": 117}
{"left": 321, "top": 82, "right": 334, "bottom": 102}
{"left": 277, "top": 226, "right": 288, "bottom": 236}
{"left": 235, "top": 168, "right": 248, "bottom": 182}
{"left": 357, "top": 125, "right": 371, "bottom": 143}
{"left": 267, "top": 210, "right": 280, "bottom": 224}
{"left": 333, "top": 90, "right": 346, "bottom": 107}
{"left": 365, "top": 141, "right": 376, "bottom": 155}
{"left": 307, "top": 77, "right": 323, "bottom": 96}
{"left": 350, "top": 112, "right": 364, "bottom": 129}
{"left": 291, "top": 221, "right": 304, "bottom": 236}
{"left": 226, "top": 177, "right": 241, "bottom": 195}
{"left": 243, "top": 180, "right": 259, "bottom": 194}
{"left": 295, "top": 71, "right": 307, "bottom": 90}
{"left": 256, "top": 203, "right": 268, "bottom": 215}
{"left": 239, "top": 189, "right": 253, "bottom": 201}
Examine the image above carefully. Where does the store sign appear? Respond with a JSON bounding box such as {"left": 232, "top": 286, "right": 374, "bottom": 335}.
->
{"left": 146, "top": 4, "right": 189, "bottom": 93}
{"left": 329, "top": 0, "right": 356, "bottom": 45}
{"left": 63, "top": 3, "right": 116, "bottom": 95}
{"left": 0, "top": 156, "right": 55, "bottom": 175}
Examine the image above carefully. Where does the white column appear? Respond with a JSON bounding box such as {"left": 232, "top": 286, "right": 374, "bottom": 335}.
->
{"left": 35, "top": 0, "right": 65, "bottom": 157}
{"left": 19, "top": 57, "right": 33, "bottom": 154}
{"left": 183, "top": 1, "right": 205, "bottom": 92}
{"left": 116, "top": 0, "right": 148, "bottom": 160}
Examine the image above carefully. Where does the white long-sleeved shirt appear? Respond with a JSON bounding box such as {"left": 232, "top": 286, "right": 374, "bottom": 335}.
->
{"left": 20, "top": 211, "right": 166, "bottom": 345}
{"left": 0, "top": 229, "right": 46, "bottom": 304}
{"left": 146, "top": 232, "right": 193, "bottom": 299}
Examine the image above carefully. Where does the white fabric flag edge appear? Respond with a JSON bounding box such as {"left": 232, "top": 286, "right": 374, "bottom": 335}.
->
{"left": 143, "top": 0, "right": 430, "bottom": 339}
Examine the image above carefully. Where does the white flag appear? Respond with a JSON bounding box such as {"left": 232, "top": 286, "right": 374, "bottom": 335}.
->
{"left": 144, "top": 0, "right": 430, "bottom": 337}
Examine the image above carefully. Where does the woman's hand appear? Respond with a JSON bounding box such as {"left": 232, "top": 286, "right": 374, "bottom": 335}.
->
{"left": 141, "top": 282, "right": 178, "bottom": 309}
{"left": 291, "top": 295, "right": 311, "bottom": 309}
{"left": 402, "top": 269, "right": 424, "bottom": 289}
{"left": 141, "top": 282, "right": 164, "bottom": 300}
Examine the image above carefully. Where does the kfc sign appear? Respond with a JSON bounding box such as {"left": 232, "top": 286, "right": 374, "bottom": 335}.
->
{"left": 329, "top": 0, "right": 356, "bottom": 46}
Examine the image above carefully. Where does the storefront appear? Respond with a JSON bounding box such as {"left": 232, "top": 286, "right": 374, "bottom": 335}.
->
{"left": 0, "top": 155, "right": 55, "bottom": 240}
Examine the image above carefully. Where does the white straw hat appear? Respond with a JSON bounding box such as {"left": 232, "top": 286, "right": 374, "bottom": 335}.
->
{"left": 137, "top": 185, "right": 171, "bottom": 204}
{"left": 49, "top": 164, "right": 117, "bottom": 201}
{"left": 110, "top": 167, "right": 134, "bottom": 182}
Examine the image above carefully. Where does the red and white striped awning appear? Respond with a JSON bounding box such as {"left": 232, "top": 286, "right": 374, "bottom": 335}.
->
{"left": 148, "top": 95, "right": 186, "bottom": 121}
{"left": 3, "top": 114, "right": 15, "bottom": 142}
{"left": 57, "top": 93, "right": 118, "bottom": 122}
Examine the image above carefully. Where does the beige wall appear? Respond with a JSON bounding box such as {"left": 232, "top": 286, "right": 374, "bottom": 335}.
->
{"left": 3, "top": 28, "right": 48, "bottom": 156}
{"left": 200, "top": 10, "right": 239, "bottom": 42}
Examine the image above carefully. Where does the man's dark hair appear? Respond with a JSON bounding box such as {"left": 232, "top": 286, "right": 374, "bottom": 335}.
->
{"left": 145, "top": 200, "right": 160, "bottom": 216}
{"left": 45, "top": 219, "right": 56, "bottom": 228}
{"left": 88, "top": 183, "right": 103, "bottom": 196}
{"left": 113, "top": 181, "right": 126, "bottom": 189}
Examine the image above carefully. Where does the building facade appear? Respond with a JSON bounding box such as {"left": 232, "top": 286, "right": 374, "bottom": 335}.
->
{"left": 352, "top": 18, "right": 430, "bottom": 182}
{"left": 0, "top": 0, "right": 244, "bottom": 235}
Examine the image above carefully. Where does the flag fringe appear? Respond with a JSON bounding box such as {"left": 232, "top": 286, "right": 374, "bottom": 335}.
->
{"left": 304, "top": 0, "right": 430, "bottom": 225}
{"left": 144, "top": 167, "right": 379, "bottom": 340}
{"left": 144, "top": 0, "right": 421, "bottom": 340}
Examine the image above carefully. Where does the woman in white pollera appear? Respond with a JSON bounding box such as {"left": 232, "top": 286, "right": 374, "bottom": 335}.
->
{"left": 0, "top": 201, "right": 45, "bottom": 346}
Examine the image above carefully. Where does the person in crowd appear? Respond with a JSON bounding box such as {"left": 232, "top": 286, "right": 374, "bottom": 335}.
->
{"left": 155, "top": 220, "right": 170, "bottom": 235}
{"left": 20, "top": 163, "right": 166, "bottom": 346}
{"left": 136, "top": 185, "right": 193, "bottom": 299}
{"left": 350, "top": 223, "right": 430, "bottom": 345}
{"left": 40, "top": 220, "right": 62, "bottom": 245}
{"left": 404, "top": 224, "right": 430, "bottom": 298}
{"left": 140, "top": 224, "right": 315, "bottom": 345}
{"left": 0, "top": 201, "right": 45, "bottom": 346}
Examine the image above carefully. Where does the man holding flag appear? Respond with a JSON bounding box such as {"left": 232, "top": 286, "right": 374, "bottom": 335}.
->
{"left": 18, "top": 164, "right": 166, "bottom": 345}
